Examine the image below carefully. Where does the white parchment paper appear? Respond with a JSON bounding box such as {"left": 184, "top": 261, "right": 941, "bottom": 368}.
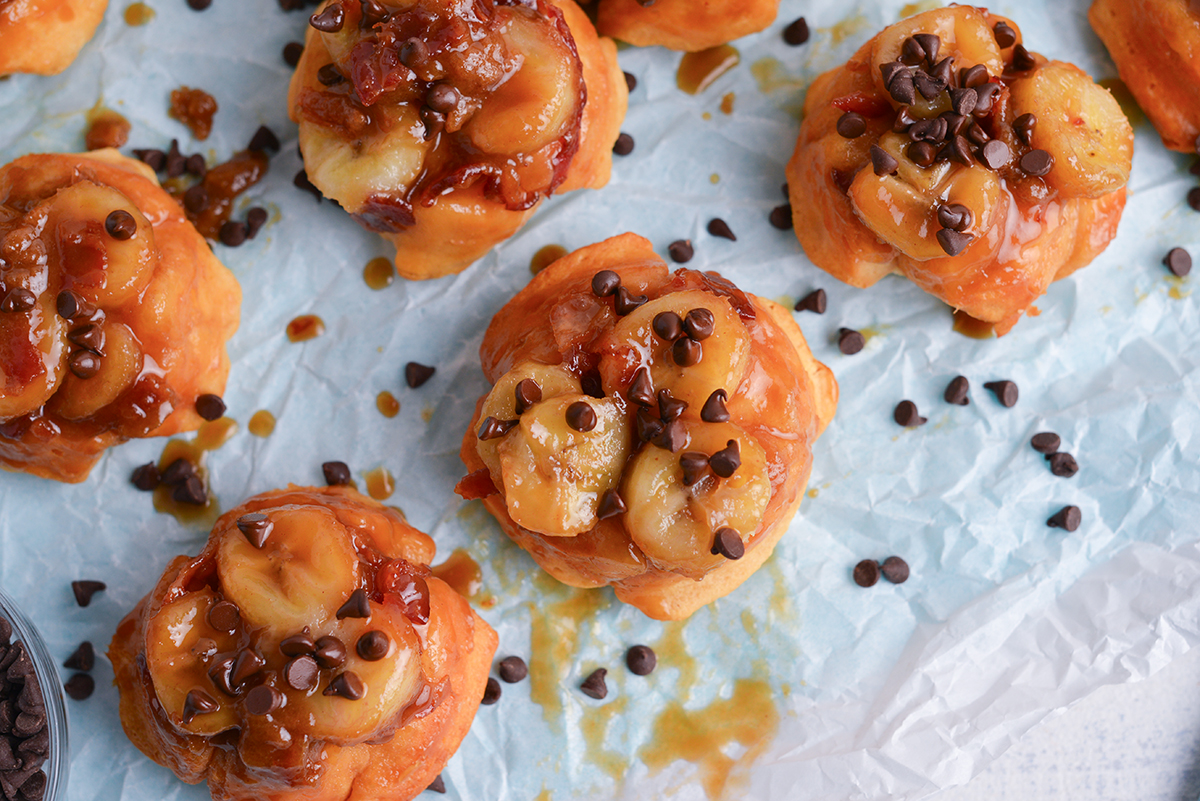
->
{"left": 1, "top": 1, "right": 1199, "bottom": 800}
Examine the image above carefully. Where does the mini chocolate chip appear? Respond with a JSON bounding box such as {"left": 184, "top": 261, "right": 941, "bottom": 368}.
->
{"left": 974, "top": 83, "right": 999, "bottom": 114}
{"left": 709, "top": 439, "right": 741, "bottom": 478}
{"left": 398, "top": 37, "right": 427, "bottom": 67}
{"left": 893, "top": 400, "right": 927, "bottom": 427}
{"left": 195, "top": 393, "right": 225, "bottom": 421}
{"left": 1048, "top": 452, "right": 1079, "bottom": 478}
{"left": 657, "top": 389, "right": 686, "bottom": 421}
{"left": 309, "top": 3, "right": 345, "bottom": 32}
{"left": 913, "top": 33, "right": 940, "bottom": 64}
{"left": 105, "top": 209, "right": 136, "bottom": 240}
{"left": 880, "top": 556, "right": 910, "bottom": 584}
{"left": 280, "top": 633, "right": 316, "bottom": 657}
{"left": 160, "top": 458, "right": 195, "bottom": 485}
{"left": 405, "top": 361, "right": 436, "bottom": 388}
{"left": 172, "top": 475, "right": 207, "bottom": 506}
{"left": 478, "top": 416, "right": 519, "bottom": 441}
{"left": 936, "top": 228, "right": 974, "bottom": 257}
{"left": 166, "top": 140, "right": 185, "bottom": 178}
{"left": 580, "top": 668, "right": 608, "bottom": 699}
{"left": 514, "top": 379, "right": 542, "bottom": 414}
{"left": 565, "top": 401, "right": 597, "bottom": 433}
{"left": 636, "top": 407, "right": 665, "bottom": 442}
{"left": 183, "top": 184, "right": 209, "bottom": 214}
{"left": 1011, "top": 43, "right": 1036, "bottom": 71}
{"left": 908, "top": 141, "right": 938, "bottom": 167}
{"left": 324, "top": 671, "right": 366, "bottom": 700}
{"left": 794, "top": 289, "right": 826, "bottom": 314}
{"left": 597, "top": 489, "right": 627, "bottom": 520}
{"left": 960, "top": 64, "right": 989, "bottom": 88}
{"left": 979, "top": 140, "right": 1011, "bottom": 170}
{"left": 283, "top": 41, "right": 304, "bottom": 67}
{"left": 231, "top": 649, "right": 266, "bottom": 686}
{"left": 769, "top": 204, "right": 793, "bottom": 230}
{"left": 247, "top": 125, "right": 280, "bottom": 154}
{"left": 944, "top": 375, "right": 970, "bottom": 406}
{"left": 893, "top": 106, "right": 917, "bottom": 133}
{"left": 913, "top": 71, "right": 944, "bottom": 101}
{"left": 628, "top": 367, "right": 655, "bottom": 406}
{"left": 419, "top": 107, "right": 445, "bottom": 139}
{"left": 651, "top": 418, "right": 686, "bottom": 453}
{"left": 237, "top": 512, "right": 273, "bottom": 548}
{"left": 1164, "top": 248, "right": 1192, "bottom": 278}
{"left": 950, "top": 87, "right": 978, "bottom": 116}
{"left": 900, "top": 36, "right": 924, "bottom": 65}
{"left": 711, "top": 527, "right": 745, "bottom": 560}
{"left": 356, "top": 631, "right": 390, "bottom": 661}
{"left": 614, "top": 286, "right": 648, "bottom": 316}
{"left": 783, "top": 17, "right": 809, "bottom": 45}
{"left": 182, "top": 689, "right": 219, "bottom": 724}
{"left": 185, "top": 153, "right": 207, "bottom": 178}
{"left": 668, "top": 239, "right": 694, "bottom": 264}
{"left": 68, "top": 350, "right": 100, "bottom": 379}
{"left": 942, "top": 112, "right": 969, "bottom": 138}
{"left": 55, "top": 289, "right": 85, "bottom": 320}
{"left": 672, "top": 337, "right": 702, "bottom": 367}
{"left": 700, "top": 389, "right": 730, "bottom": 423}
{"left": 936, "top": 203, "right": 973, "bottom": 232}
{"left": 481, "top": 677, "right": 502, "bottom": 705}
{"left": 652, "top": 311, "right": 685, "bottom": 341}
{"left": 317, "top": 63, "right": 344, "bottom": 86}
{"left": 294, "top": 169, "right": 323, "bottom": 201}
{"left": 613, "top": 133, "right": 635, "bottom": 156}
{"left": 853, "top": 559, "right": 880, "bottom": 587}
{"left": 322, "top": 461, "right": 352, "bottom": 485}
{"left": 187, "top": 0, "right": 212, "bottom": 8}
{"left": 426, "top": 83, "right": 460, "bottom": 114}
{"left": 63, "top": 674, "right": 94, "bottom": 701}
{"left": 625, "top": 645, "right": 656, "bottom": 676}
{"left": 63, "top": 642, "right": 95, "bottom": 672}
{"left": 1189, "top": 187, "right": 1200, "bottom": 212}
{"left": 498, "top": 656, "right": 528, "bottom": 683}
{"left": 1013, "top": 113, "right": 1036, "bottom": 145}
{"left": 1030, "top": 432, "right": 1061, "bottom": 454}
{"left": 68, "top": 323, "right": 104, "bottom": 355}
{"left": 1047, "top": 505, "right": 1081, "bottom": 531}
{"left": 836, "top": 112, "right": 867, "bottom": 139}
{"left": 427, "top": 775, "right": 447, "bottom": 794}
{"left": 947, "top": 134, "right": 974, "bottom": 165}
{"left": 983, "top": 380, "right": 1018, "bottom": 407}
{"left": 623, "top": 71, "right": 637, "bottom": 92}
{"left": 1020, "top": 149, "right": 1054, "bottom": 177}
{"left": 71, "top": 580, "right": 106, "bottom": 607}
{"left": 336, "top": 589, "right": 371, "bottom": 620}
{"left": 133, "top": 148, "right": 166, "bottom": 172}
{"left": 591, "top": 270, "right": 621, "bottom": 297}
{"left": 993, "top": 20, "right": 1017, "bottom": 48}
{"left": 870, "top": 145, "right": 899, "bottom": 176}
{"left": 219, "top": 221, "right": 248, "bottom": 247}
{"left": 679, "top": 451, "right": 709, "bottom": 486}
{"left": 707, "top": 218, "right": 736, "bottom": 240}
{"left": 683, "top": 308, "right": 715, "bottom": 340}
{"left": 208, "top": 656, "right": 237, "bottom": 696}
{"left": 284, "top": 655, "right": 319, "bottom": 692}
{"left": 207, "top": 601, "right": 241, "bottom": 633}
{"left": 886, "top": 68, "right": 916, "bottom": 105}
{"left": 837, "top": 328, "right": 865, "bottom": 355}
{"left": 930, "top": 55, "right": 954, "bottom": 86}
{"left": 0, "top": 288, "right": 35, "bottom": 314}
{"left": 245, "top": 685, "right": 283, "bottom": 715}
{"left": 910, "top": 118, "right": 947, "bottom": 143}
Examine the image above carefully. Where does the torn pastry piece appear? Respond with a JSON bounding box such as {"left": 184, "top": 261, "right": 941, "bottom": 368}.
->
{"left": 457, "top": 233, "right": 837, "bottom": 621}
{"left": 110, "top": 485, "right": 497, "bottom": 801}
{"left": 591, "top": 0, "right": 781, "bottom": 52}
{"left": 786, "top": 6, "right": 1133, "bottom": 335}
{"left": 1089, "top": 0, "right": 1200, "bottom": 153}
{"left": 0, "top": 150, "right": 240, "bottom": 483}
{"left": 0, "top": 0, "right": 108, "bottom": 76}
{"left": 287, "top": 0, "right": 627, "bottom": 280}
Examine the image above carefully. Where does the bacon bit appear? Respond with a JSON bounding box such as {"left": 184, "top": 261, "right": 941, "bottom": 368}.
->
{"left": 455, "top": 468, "right": 497, "bottom": 501}
{"left": 831, "top": 92, "right": 892, "bottom": 118}
{"left": 379, "top": 558, "right": 432, "bottom": 625}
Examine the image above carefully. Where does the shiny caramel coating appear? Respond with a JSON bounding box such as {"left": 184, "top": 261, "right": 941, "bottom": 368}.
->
{"left": 594, "top": 0, "right": 780, "bottom": 52}
{"left": 0, "top": 150, "right": 239, "bottom": 482}
{"left": 287, "top": 0, "right": 627, "bottom": 280}
{"left": 786, "top": 7, "right": 1132, "bottom": 335}
{"left": 458, "top": 233, "right": 837, "bottom": 620}
{"left": 0, "top": 0, "right": 108, "bottom": 76}
{"left": 110, "top": 485, "right": 498, "bottom": 801}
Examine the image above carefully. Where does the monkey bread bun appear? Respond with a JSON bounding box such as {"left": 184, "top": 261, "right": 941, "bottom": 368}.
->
{"left": 0, "top": 0, "right": 109, "bottom": 76}
{"left": 591, "top": 0, "right": 781, "bottom": 52}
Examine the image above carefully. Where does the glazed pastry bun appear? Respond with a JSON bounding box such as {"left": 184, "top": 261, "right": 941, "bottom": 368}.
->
{"left": 0, "top": 150, "right": 240, "bottom": 482}
{"left": 110, "top": 485, "right": 498, "bottom": 801}
{"left": 786, "top": 6, "right": 1133, "bottom": 335}
{"left": 458, "top": 233, "right": 837, "bottom": 621}
{"left": 0, "top": 0, "right": 108, "bottom": 76}
{"left": 288, "top": 0, "right": 627, "bottom": 280}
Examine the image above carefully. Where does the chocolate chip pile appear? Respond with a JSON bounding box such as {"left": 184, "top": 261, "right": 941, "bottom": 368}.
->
{"left": 0, "top": 617, "right": 50, "bottom": 801}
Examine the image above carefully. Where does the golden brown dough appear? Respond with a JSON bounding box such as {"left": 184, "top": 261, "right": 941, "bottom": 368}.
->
{"left": 1089, "top": 0, "right": 1200, "bottom": 153}
{"left": 594, "top": 0, "right": 780, "bottom": 52}
{"left": 0, "top": 0, "right": 109, "bottom": 76}
{"left": 110, "top": 485, "right": 498, "bottom": 801}
{"left": 287, "top": 0, "right": 627, "bottom": 280}
{"left": 786, "top": 7, "right": 1132, "bottom": 335}
{"left": 0, "top": 150, "right": 240, "bottom": 482}
{"left": 457, "top": 233, "right": 837, "bottom": 621}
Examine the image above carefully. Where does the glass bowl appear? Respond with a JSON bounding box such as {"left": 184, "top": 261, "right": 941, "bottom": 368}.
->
{"left": 0, "top": 587, "right": 69, "bottom": 801}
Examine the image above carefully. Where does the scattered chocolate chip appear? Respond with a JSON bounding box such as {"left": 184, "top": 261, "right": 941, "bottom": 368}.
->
{"left": 1019, "top": 149, "right": 1054, "bottom": 177}
{"left": 836, "top": 112, "right": 867, "bottom": 139}
{"left": 769, "top": 204, "right": 793, "bottom": 230}
{"left": 628, "top": 367, "right": 655, "bottom": 406}
{"left": 245, "top": 685, "right": 283, "bottom": 715}
{"left": 623, "top": 71, "right": 637, "bottom": 92}
{"left": 324, "top": 671, "right": 366, "bottom": 701}
{"left": 580, "top": 372, "right": 604, "bottom": 401}
{"left": 950, "top": 86, "right": 977, "bottom": 116}
{"left": 614, "top": 286, "right": 648, "bottom": 316}
{"left": 187, "top": 0, "right": 212, "bottom": 8}
{"left": 708, "top": 439, "right": 741, "bottom": 478}
{"left": 974, "top": 82, "right": 1000, "bottom": 115}
{"left": 597, "top": 489, "right": 627, "bottom": 520}
{"left": 1047, "top": 505, "right": 1081, "bottom": 531}
{"left": 478, "top": 416, "right": 518, "bottom": 441}
{"left": 1031, "top": 432, "right": 1061, "bottom": 454}
{"left": 294, "top": 169, "right": 323, "bottom": 201}
{"left": 336, "top": 589, "right": 371, "bottom": 620}
{"left": 700, "top": 389, "right": 730, "bottom": 423}
{"left": 711, "top": 527, "right": 745, "bottom": 560}
{"left": 870, "top": 144, "right": 899, "bottom": 176}
{"left": 946, "top": 134, "right": 974, "bottom": 166}
{"left": 195, "top": 393, "right": 225, "bottom": 421}
{"left": 498, "top": 656, "right": 528, "bottom": 683}
{"left": 794, "top": 289, "right": 827, "bottom": 314}
{"left": 284, "top": 655, "right": 319, "bottom": 692}
{"left": 636, "top": 407, "right": 665, "bottom": 442}
{"left": 71, "top": 581, "right": 105, "bottom": 608}
{"left": 909, "top": 118, "right": 947, "bottom": 143}
{"left": 247, "top": 125, "right": 280, "bottom": 154}
{"left": 580, "top": 668, "right": 608, "bottom": 699}
{"left": 943, "top": 375, "right": 970, "bottom": 406}
{"left": 591, "top": 270, "right": 621, "bottom": 298}
{"left": 67, "top": 323, "right": 104, "bottom": 355}
{"left": 0, "top": 288, "right": 35, "bottom": 314}
{"left": 172, "top": 475, "right": 207, "bottom": 506}
{"left": 105, "top": 209, "right": 137, "bottom": 240}
{"left": 908, "top": 140, "right": 937, "bottom": 167}
{"left": 993, "top": 20, "right": 1017, "bottom": 48}
{"left": 672, "top": 337, "right": 702, "bottom": 367}
{"left": 55, "top": 289, "right": 85, "bottom": 320}
{"left": 942, "top": 112, "right": 969, "bottom": 138}
{"left": 652, "top": 311, "right": 685, "bottom": 341}
{"left": 651, "top": 418, "right": 686, "bottom": 453}
{"left": 936, "top": 228, "right": 974, "bottom": 257}
{"left": 1013, "top": 112, "right": 1036, "bottom": 145}
{"left": 679, "top": 451, "right": 709, "bottom": 487}
{"left": 182, "top": 689, "right": 219, "bottom": 724}
{"left": 405, "top": 361, "right": 436, "bottom": 388}
{"left": 657, "top": 389, "right": 686, "bottom": 421}
{"left": 983, "top": 380, "right": 1018, "bottom": 407}
{"left": 183, "top": 184, "right": 209, "bottom": 214}
{"left": 913, "top": 71, "right": 944, "bottom": 101}
{"left": 356, "top": 631, "right": 390, "bottom": 661}
{"left": 280, "top": 633, "right": 315, "bottom": 657}
{"left": 219, "top": 221, "right": 248, "bottom": 247}
{"left": 427, "top": 775, "right": 447, "bottom": 794}
{"left": 426, "top": 83, "right": 460, "bottom": 115}
{"left": 134, "top": 148, "right": 166, "bottom": 172}
{"left": 231, "top": 649, "right": 266, "bottom": 686}
{"left": 159, "top": 458, "right": 195, "bottom": 486}
{"left": 892, "top": 106, "right": 917, "bottom": 133}
{"left": 63, "top": 673, "right": 94, "bottom": 701}
{"left": 565, "top": 402, "right": 597, "bottom": 433}
{"left": 207, "top": 601, "right": 241, "bottom": 634}
{"left": 185, "top": 153, "right": 207, "bottom": 178}
{"left": 1189, "top": 187, "right": 1200, "bottom": 212}
{"left": 979, "top": 140, "right": 1011, "bottom": 170}
{"left": 1047, "top": 452, "right": 1079, "bottom": 478}
{"left": 668, "top": 239, "right": 694, "bottom": 264}
{"left": 207, "top": 656, "right": 237, "bottom": 697}
{"left": 900, "top": 36, "right": 925, "bottom": 66}
{"left": 613, "top": 132, "right": 635, "bottom": 156}
{"left": 283, "top": 41, "right": 304, "bottom": 67}
{"left": 683, "top": 308, "right": 715, "bottom": 340}
{"left": 481, "top": 677, "right": 502, "bottom": 705}
{"left": 936, "top": 203, "right": 973, "bottom": 232}
{"left": 880, "top": 556, "right": 910, "bottom": 584}
{"left": 965, "top": 123, "right": 991, "bottom": 148}
{"left": 514, "top": 379, "right": 542, "bottom": 415}
{"left": 1164, "top": 248, "right": 1192, "bottom": 278}
{"left": 1011, "top": 43, "right": 1036, "bottom": 72}
{"left": 63, "top": 642, "right": 95, "bottom": 672}
{"left": 782, "top": 16, "right": 810, "bottom": 46}
{"left": 913, "top": 33, "right": 940, "bottom": 64}
{"left": 625, "top": 645, "right": 656, "bottom": 676}
{"left": 960, "top": 64, "right": 989, "bottom": 88}
{"left": 707, "top": 218, "right": 736, "bottom": 240}
{"left": 893, "top": 400, "right": 927, "bottom": 427}
{"left": 165, "top": 140, "right": 185, "bottom": 178}
{"left": 853, "top": 559, "right": 880, "bottom": 587}
{"left": 309, "top": 3, "right": 345, "bottom": 32}
{"left": 837, "top": 328, "right": 865, "bottom": 355}
{"left": 322, "top": 461, "right": 352, "bottom": 485}
{"left": 885, "top": 66, "right": 916, "bottom": 105}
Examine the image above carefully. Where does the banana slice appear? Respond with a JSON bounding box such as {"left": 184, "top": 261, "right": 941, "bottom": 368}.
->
{"left": 216, "top": 506, "right": 360, "bottom": 639}
{"left": 0, "top": 285, "right": 67, "bottom": 420}
{"left": 601, "top": 290, "right": 750, "bottom": 411}
{"left": 476, "top": 361, "right": 582, "bottom": 479}
{"left": 621, "top": 422, "right": 770, "bottom": 579}
{"left": 870, "top": 7, "right": 1005, "bottom": 105}
{"left": 47, "top": 321, "right": 142, "bottom": 421}
{"left": 1007, "top": 61, "right": 1133, "bottom": 198}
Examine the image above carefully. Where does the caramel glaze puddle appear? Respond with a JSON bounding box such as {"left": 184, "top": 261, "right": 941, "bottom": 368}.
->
{"left": 376, "top": 391, "right": 400, "bottom": 418}
{"left": 951, "top": 309, "right": 995, "bottom": 339}
{"left": 530, "top": 244, "right": 568, "bottom": 275}
{"left": 124, "top": 2, "right": 155, "bottom": 25}
{"left": 248, "top": 409, "right": 275, "bottom": 437}
{"left": 152, "top": 417, "right": 236, "bottom": 526}
{"left": 364, "top": 466, "right": 394, "bottom": 500}
{"left": 363, "top": 256, "right": 395, "bottom": 290}
{"left": 430, "top": 549, "right": 483, "bottom": 600}
{"left": 639, "top": 679, "right": 780, "bottom": 800}
{"left": 677, "top": 45, "right": 740, "bottom": 95}
{"left": 528, "top": 580, "right": 613, "bottom": 726}
{"left": 286, "top": 315, "right": 325, "bottom": 342}
{"left": 581, "top": 694, "right": 630, "bottom": 781}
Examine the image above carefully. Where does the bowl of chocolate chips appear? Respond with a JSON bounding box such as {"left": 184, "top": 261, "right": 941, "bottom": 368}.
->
{"left": 0, "top": 589, "right": 68, "bottom": 801}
